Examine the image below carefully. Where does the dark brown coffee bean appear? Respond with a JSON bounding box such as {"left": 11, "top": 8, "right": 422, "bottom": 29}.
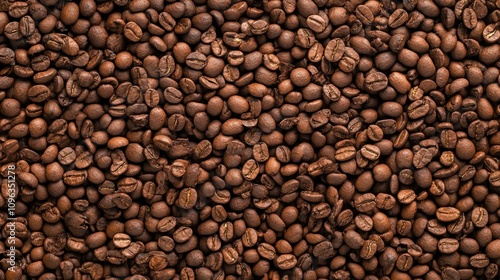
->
{"left": 28, "top": 85, "right": 51, "bottom": 103}
{"left": 438, "top": 238, "right": 459, "bottom": 254}
{"left": 258, "top": 243, "right": 276, "bottom": 260}
{"left": 157, "top": 217, "right": 177, "bottom": 233}
{"left": 185, "top": 52, "right": 207, "bottom": 70}
{"left": 360, "top": 144, "right": 381, "bottom": 161}
{"left": 395, "top": 253, "right": 413, "bottom": 272}
{"left": 63, "top": 170, "right": 87, "bottom": 186}
{"left": 389, "top": 9, "right": 409, "bottom": 28}
{"left": 359, "top": 240, "right": 377, "bottom": 259}
{"left": 312, "top": 240, "right": 335, "bottom": 260}
{"left": 222, "top": 247, "right": 239, "bottom": 265}
{"left": 447, "top": 214, "right": 466, "bottom": 235}
{"left": 124, "top": 22, "right": 143, "bottom": 42}
{"left": 339, "top": 47, "right": 360, "bottom": 73}
{"left": 177, "top": 188, "right": 197, "bottom": 209}
{"left": 242, "top": 159, "right": 259, "bottom": 181}
{"left": 173, "top": 226, "right": 194, "bottom": 243}
{"left": 57, "top": 146, "right": 75, "bottom": 164}
{"left": 436, "top": 207, "right": 461, "bottom": 222}
{"left": 306, "top": 15, "right": 327, "bottom": 33}
{"left": 365, "top": 72, "right": 388, "bottom": 92}
{"left": 356, "top": 5, "right": 374, "bottom": 25}
{"left": 407, "top": 99, "right": 431, "bottom": 119}
{"left": 470, "top": 254, "right": 490, "bottom": 268}
{"left": 462, "top": 8, "right": 478, "bottom": 29}
{"left": 113, "top": 233, "right": 131, "bottom": 248}
{"left": 241, "top": 228, "right": 258, "bottom": 247}
{"left": 471, "top": 207, "right": 488, "bottom": 228}
{"left": 324, "top": 39, "right": 345, "bottom": 63}
{"left": 253, "top": 142, "right": 269, "bottom": 162}
{"left": 335, "top": 146, "right": 356, "bottom": 161}
{"left": 275, "top": 254, "right": 297, "bottom": 270}
{"left": 354, "top": 193, "right": 376, "bottom": 213}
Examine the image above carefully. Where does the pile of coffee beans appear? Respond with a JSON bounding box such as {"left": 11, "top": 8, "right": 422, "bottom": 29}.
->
{"left": 2, "top": 0, "right": 500, "bottom": 279}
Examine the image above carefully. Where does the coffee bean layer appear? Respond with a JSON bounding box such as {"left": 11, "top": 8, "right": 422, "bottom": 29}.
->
{"left": 1, "top": 0, "right": 500, "bottom": 279}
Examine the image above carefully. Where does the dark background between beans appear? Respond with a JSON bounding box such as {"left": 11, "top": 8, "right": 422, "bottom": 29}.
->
{"left": 1, "top": 0, "right": 500, "bottom": 279}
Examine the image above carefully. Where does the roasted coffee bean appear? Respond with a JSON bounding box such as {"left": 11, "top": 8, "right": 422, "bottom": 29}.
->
{"left": 438, "top": 238, "right": 459, "bottom": 254}
{"left": 222, "top": 247, "right": 239, "bottom": 265}
{"left": 360, "top": 240, "right": 377, "bottom": 259}
{"left": 470, "top": 254, "right": 490, "bottom": 268}
{"left": 124, "top": 22, "right": 143, "bottom": 42}
{"left": 158, "top": 217, "right": 177, "bottom": 233}
{"left": 471, "top": 207, "right": 488, "bottom": 228}
{"left": 306, "top": 15, "right": 327, "bottom": 33}
{"left": 28, "top": 85, "right": 51, "bottom": 103}
{"left": 242, "top": 159, "right": 259, "bottom": 181}
{"left": 258, "top": 243, "right": 277, "bottom": 260}
{"left": 360, "top": 144, "right": 381, "bottom": 161}
{"left": 275, "top": 254, "right": 297, "bottom": 270}
{"left": 324, "top": 39, "right": 345, "bottom": 63}
{"left": 113, "top": 233, "right": 131, "bottom": 249}
{"left": 365, "top": 72, "right": 388, "bottom": 92}
{"left": 173, "top": 226, "right": 194, "bottom": 243}
{"left": 185, "top": 52, "right": 207, "bottom": 70}
{"left": 356, "top": 5, "right": 374, "bottom": 25}
{"left": 323, "top": 83, "right": 341, "bottom": 101}
{"left": 396, "top": 253, "right": 413, "bottom": 271}
{"left": 436, "top": 207, "right": 461, "bottom": 222}
{"left": 389, "top": 9, "right": 409, "bottom": 28}
{"left": 335, "top": 146, "right": 356, "bottom": 161}
{"left": 177, "top": 188, "right": 197, "bottom": 209}
{"left": 354, "top": 193, "right": 376, "bottom": 213}
{"left": 63, "top": 170, "right": 87, "bottom": 186}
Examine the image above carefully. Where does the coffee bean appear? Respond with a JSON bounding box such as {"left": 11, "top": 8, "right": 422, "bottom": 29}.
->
{"left": 63, "top": 170, "right": 87, "bottom": 186}
{"left": 354, "top": 193, "right": 376, "bottom": 213}
{"left": 306, "top": 15, "right": 327, "bottom": 33}
{"left": 124, "top": 22, "right": 143, "bottom": 42}
{"left": 275, "top": 254, "right": 297, "bottom": 270}
{"left": 185, "top": 52, "right": 207, "bottom": 70}
{"left": 113, "top": 233, "right": 131, "bottom": 248}
{"left": 258, "top": 243, "right": 276, "bottom": 260}
{"left": 28, "top": 85, "right": 51, "bottom": 103}
{"left": 389, "top": 9, "right": 409, "bottom": 28}
{"left": 440, "top": 130, "right": 457, "bottom": 149}
{"left": 462, "top": 8, "right": 477, "bottom": 29}
{"left": 339, "top": 47, "right": 360, "bottom": 73}
{"left": 360, "top": 240, "right": 377, "bottom": 259}
{"left": 408, "top": 99, "right": 431, "bottom": 119}
{"left": 447, "top": 214, "right": 466, "bottom": 235}
{"left": 253, "top": 142, "right": 269, "bottom": 162}
{"left": 356, "top": 5, "right": 374, "bottom": 25}
{"left": 173, "top": 226, "right": 194, "bottom": 243}
{"left": 438, "top": 238, "right": 459, "bottom": 254}
{"left": 365, "top": 72, "right": 388, "bottom": 92}
{"left": 177, "top": 188, "right": 197, "bottom": 209}
{"left": 471, "top": 207, "right": 488, "bottom": 228}
{"left": 312, "top": 241, "right": 335, "bottom": 260}
{"left": 436, "top": 207, "right": 461, "bottom": 222}
{"left": 241, "top": 159, "right": 259, "bottom": 181}
{"left": 470, "top": 254, "right": 490, "bottom": 268}
{"left": 397, "top": 189, "right": 417, "bottom": 204}
{"left": 222, "top": 247, "right": 239, "bottom": 265}
{"left": 360, "top": 144, "right": 381, "bottom": 161}
{"left": 324, "top": 39, "right": 345, "bottom": 63}
{"left": 335, "top": 146, "right": 356, "bottom": 161}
